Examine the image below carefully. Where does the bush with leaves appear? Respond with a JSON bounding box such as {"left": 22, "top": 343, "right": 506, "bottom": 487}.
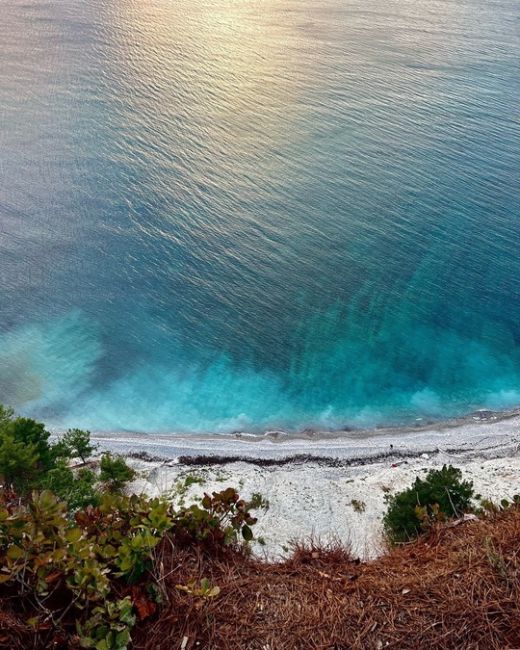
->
{"left": 383, "top": 464, "right": 475, "bottom": 543}
{"left": 42, "top": 460, "right": 100, "bottom": 510}
{"left": 100, "top": 454, "right": 136, "bottom": 492}
{"left": 0, "top": 490, "right": 161, "bottom": 649}
{"left": 6, "top": 417, "right": 55, "bottom": 470}
{"left": 0, "top": 485, "right": 257, "bottom": 649}
{"left": 0, "top": 405, "right": 67, "bottom": 493}
{"left": 0, "top": 432, "right": 40, "bottom": 493}
{"left": 0, "top": 406, "right": 259, "bottom": 648}
{"left": 173, "top": 487, "right": 257, "bottom": 550}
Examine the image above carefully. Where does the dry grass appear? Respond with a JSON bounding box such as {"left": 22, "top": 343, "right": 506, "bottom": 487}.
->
{"left": 134, "top": 508, "right": 520, "bottom": 650}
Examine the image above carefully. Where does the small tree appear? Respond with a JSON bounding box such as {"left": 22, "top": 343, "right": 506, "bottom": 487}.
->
{"left": 99, "top": 454, "right": 136, "bottom": 493}
{"left": 5, "top": 417, "right": 54, "bottom": 470}
{"left": 60, "top": 428, "right": 97, "bottom": 463}
{"left": 0, "top": 432, "right": 40, "bottom": 494}
{"left": 383, "top": 465, "right": 475, "bottom": 544}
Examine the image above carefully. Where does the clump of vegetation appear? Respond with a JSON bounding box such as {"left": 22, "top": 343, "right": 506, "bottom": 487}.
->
{"left": 350, "top": 499, "right": 366, "bottom": 513}
{"left": 183, "top": 474, "right": 205, "bottom": 488}
{"left": 383, "top": 464, "right": 475, "bottom": 543}
{"left": 41, "top": 460, "right": 100, "bottom": 510}
{"left": 0, "top": 486, "right": 255, "bottom": 648}
{"left": 0, "top": 406, "right": 59, "bottom": 494}
{"left": 0, "top": 428, "right": 41, "bottom": 494}
{"left": 100, "top": 453, "right": 137, "bottom": 492}
{"left": 176, "top": 577, "right": 221, "bottom": 599}
{"left": 168, "top": 473, "right": 207, "bottom": 507}
{"left": 0, "top": 405, "right": 258, "bottom": 650}
{"left": 172, "top": 487, "right": 257, "bottom": 548}
{"left": 0, "top": 485, "right": 256, "bottom": 649}
{"left": 0, "top": 406, "right": 135, "bottom": 505}
{"left": 477, "top": 494, "right": 520, "bottom": 516}
{"left": 249, "top": 492, "right": 270, "bottom": 511}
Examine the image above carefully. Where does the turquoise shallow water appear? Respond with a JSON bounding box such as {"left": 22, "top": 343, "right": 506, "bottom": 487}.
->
{"left": 1, "top": 0, "right": 519, "bottom": 433}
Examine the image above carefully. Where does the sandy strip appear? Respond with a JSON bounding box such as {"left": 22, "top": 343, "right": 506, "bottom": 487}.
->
{"left": 121, "top": 426, "right": 520, "bottom": 560}
{"left": 91, "top": 409, "right": 520, "bottom": 461}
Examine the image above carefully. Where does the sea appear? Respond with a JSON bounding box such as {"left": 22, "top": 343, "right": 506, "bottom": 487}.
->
{"left": 1, "top": 0, "right": 519, "bottom": 434}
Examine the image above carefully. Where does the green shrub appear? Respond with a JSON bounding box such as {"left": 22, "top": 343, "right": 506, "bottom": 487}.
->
{"left": 0, "top": 405, "right": 67, "bottom": 490}
{"left": 0, "top": 406, "right": 259, "bottom": 648}
{"left": 0, "top": 431, "right": 40, "bottom": 493}
{"left": 3, "top": 416, "right": 54, "bottom": 470}
{"left": 42, "top": 460, "right": 100, "bottom": 510}
{"left": 0, "top": 490, "right": 158, "bottom": 649}
{"left": 383, "top": 465, "right": 475, "bottom": 543}
{"left": 173, "top": 487, "right": 257, "bottom": 549}
{"left": 78, "top": 596, "right": 136, "bottom": 650}
{"left": 0, "top": 486, "right": 256, "bottom": 648}
{"left": 249, "top": 492, "right": 270, "bottom": 511}
{"left": 99, "top": 453, "right": 136, "bottom": 492}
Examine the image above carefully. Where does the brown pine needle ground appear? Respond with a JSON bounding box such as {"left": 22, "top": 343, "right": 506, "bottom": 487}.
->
{"left": 134, "top": 508, "right": 520, "bottom": 650}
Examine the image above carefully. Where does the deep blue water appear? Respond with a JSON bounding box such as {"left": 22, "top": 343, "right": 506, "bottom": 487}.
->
{"left": 1, "top": 0, "right": 519, "bottom": 433}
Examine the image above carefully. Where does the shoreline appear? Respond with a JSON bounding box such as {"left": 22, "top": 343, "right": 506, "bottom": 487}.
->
{"left": 96, "top": 410, "right": 520, "bottom": 561}
{"left": 89, "top": 407, "right": 520, "bottom": 463}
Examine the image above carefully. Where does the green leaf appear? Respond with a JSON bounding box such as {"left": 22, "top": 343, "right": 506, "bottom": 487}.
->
{"left": 115, "top": 629, "right": 131, "bottom": 648}
{"left": 6, "top": 545, "right": 24, "bottom": 560}
{"left": 66, "top": 527, "right": 83, "bottom": 543}
{"left": 242, "top": 525, "right": 253, "bottom": 541}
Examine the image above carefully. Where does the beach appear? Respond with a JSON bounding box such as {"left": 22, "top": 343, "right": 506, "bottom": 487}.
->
{"left": 91, "top": 410, "right": 520, "bottom": 559}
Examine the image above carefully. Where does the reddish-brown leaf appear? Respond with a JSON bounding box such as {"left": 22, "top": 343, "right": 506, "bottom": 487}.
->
{"left": 131, "top": 587, "right": 157, "bottom": 621}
